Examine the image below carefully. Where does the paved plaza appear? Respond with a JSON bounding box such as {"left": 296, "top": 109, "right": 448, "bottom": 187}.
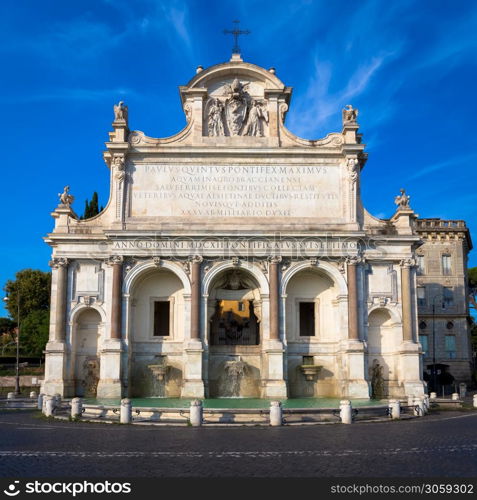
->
{"left": 0, "top": 410, "right": 476, "bottom": 478}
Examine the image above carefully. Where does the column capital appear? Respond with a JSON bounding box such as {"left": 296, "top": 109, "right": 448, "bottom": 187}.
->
{"left": 400, "top": 257, "right": 416, "bottom": 268}
{"left": 345, "top": 255, "right": 364, "bottom": 266}
{"left": 190, "top": 255, "right": 203, "bottom": 264}
{"left": 49, "top": 257, "right": 68, "bottom": 269}
{"left": 107, "top": 255, "right": 124, "bottom": 266}
{"left": 268, "top": 255, "right": 282, "bottom": 264}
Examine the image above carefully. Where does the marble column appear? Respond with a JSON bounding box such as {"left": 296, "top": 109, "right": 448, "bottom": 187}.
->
{"left": 263, "top": 256, "right": 287, "bottom": 398}
{"left": 347, "top": 259, "right": 359, "bottom": 340}
{"left": 342, "top": 257, "right": 369, "bottom": 398}
{"left": 401, "top": 260, "right": 413, "bottom": 342}
{"left": 110, "top": 257, "right": 123, "bottom": 340}
{"left": 97, "top": 256, "right": 123, "bottom": 398}
{"left": 398, "top": 258, "right": 424, "bottom": 397}
{"left": 190, "top": 257, "right": 201, "bottom": 340}
{"left": 43, "top": 257, "right": 69, "bottom": 396}
{"left": 52, "top": 258, "right": 68, "bottom": 342}
{"left": 269, "top": 258, "right": 279, "bottom": 340}
{"left": 182, "top": 256, "right": 204, "bottom": 398}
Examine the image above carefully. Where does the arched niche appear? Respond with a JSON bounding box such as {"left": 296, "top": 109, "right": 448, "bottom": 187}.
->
{"left": 207, "top": 269, "right": 261, "bottom": 347}
{"left": 72, "top": 308, "right": 101, "bottom": 397}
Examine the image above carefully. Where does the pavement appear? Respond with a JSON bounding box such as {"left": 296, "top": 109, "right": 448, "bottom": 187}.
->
{"left": 0, "top": 409, "right": 476, "bottom": 478}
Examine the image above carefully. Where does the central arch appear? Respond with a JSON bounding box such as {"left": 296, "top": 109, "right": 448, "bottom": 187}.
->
{"left": 204, "top": 262, "right": 267, "bottom": 398}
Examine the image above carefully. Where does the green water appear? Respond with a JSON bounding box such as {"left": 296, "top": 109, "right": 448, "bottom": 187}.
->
{"left": 84, "top": 397, "right": 384, "bottom": 409}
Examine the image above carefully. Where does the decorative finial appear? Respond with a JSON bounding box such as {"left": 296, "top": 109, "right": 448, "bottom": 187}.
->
{"left": 58, "top": 185, "right": 74, "bottom": 206}
{"left": 113, "top": 100, "right": 128, "bottom": 125}
{"left": 394, "top": 188, "right": 411, "bottom": 210}
{"left": 342, "top": 104, "right": 358, "bottom": 125}
{"left": 223, "top": 20, "right": 250, "bottom": 57}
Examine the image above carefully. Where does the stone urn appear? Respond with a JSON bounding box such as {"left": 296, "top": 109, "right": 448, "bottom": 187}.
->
{"left": 147, "top": 364, "right": 168, "bottom": 381}
{"left": 299, "top": 364, "right": 322, "bottom": 382}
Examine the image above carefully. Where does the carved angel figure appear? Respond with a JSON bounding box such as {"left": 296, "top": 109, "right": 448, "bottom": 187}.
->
{"left": 244, "top": 100, "right": 268, "bottom": 137}
{"left": 342, "top": 104, "right": 358, "bottom": 124}
{"left": 113, "top": 101, "right": 128, "bottom": 123}
{"left": 394, "top": 188, "right": 411, "bottom": 210}
{"left": 58, "top": 185, "right": 74, "bottom": 206}
{"left": 207, "top": 99, "right": 225, "bottom": 136}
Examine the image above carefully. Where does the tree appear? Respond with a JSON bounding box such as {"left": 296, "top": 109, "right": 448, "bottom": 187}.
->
{"left": 81, "top": 191, "right": 101, "bottom": 219}
{"left": 19, "top": 310, "right": 50, "bottom": 356}
{"left": 469, "top": 266, "right": 477, "bottom": 313}
{"left": 3, "top": 269, "right": 51, "bottom": 323}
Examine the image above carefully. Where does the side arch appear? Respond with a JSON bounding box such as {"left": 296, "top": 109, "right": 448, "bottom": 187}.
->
{"left": 123, "top": 260, "right": 191, "bottom": 295}
{"left": 281, "top": 260, "right": 347, "bottom": 296}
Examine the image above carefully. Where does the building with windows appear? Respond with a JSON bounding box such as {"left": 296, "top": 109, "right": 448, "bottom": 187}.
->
{"left": 415, "top": 219, "right": 473, "bottom": 391}
{"left": 42, "top": 54, "right": 471, "bottom": 401}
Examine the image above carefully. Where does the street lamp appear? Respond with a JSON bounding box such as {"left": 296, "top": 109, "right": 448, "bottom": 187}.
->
{"left": 3, "top": 294, "right": 20, "bottom": 396}
{"left": 431, "top": 293, "right": 445, "bottom": 394}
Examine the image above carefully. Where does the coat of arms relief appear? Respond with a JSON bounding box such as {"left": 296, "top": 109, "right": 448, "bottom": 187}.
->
{"left": 205, "top": 78, "right": 269, "bottom": 137}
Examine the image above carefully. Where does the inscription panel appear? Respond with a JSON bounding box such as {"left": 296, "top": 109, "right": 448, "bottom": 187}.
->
{"left": 129, "top": 164, "right": 342, "bottom": 219}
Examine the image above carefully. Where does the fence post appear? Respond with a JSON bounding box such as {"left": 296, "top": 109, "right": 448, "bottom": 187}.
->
{"left": 71, "top": 398, "right": 82, "bottom": 419}
{"left": 120, "top": 399, "right": 132, "bottom": 424}
{"left": 7, "top": 392, "right": 15, "bottom": 400}
{"left": 429, "top": 392, "right": 437, "bottom": 400}
{"left": 190, "top": 400, "right": 203, "bottom": 427}
{"left": 37, "top": 393, "right": 44, "bottom": 410}
{"left": 29, "top": 391, "right": 37, "bottom": 399}
{"left": 413, "top": 397, "right": 424, "bottom": 417}
{"left": 388, "top": 399, "right": 400, "bottom": 420}
{"left": 340, "top": 400, "right": 352, "bottom": 424}
{"left": 473, "top": 395, "right": 477, "bottom": 408}
{"left": 269, "top": 401, "right": 283, "bottom": 426}
{"left": 451, "top": 393, "right": 459, "bottom": 401}
{"left": 44, "top": 395, "right": 55, "bottom": 417}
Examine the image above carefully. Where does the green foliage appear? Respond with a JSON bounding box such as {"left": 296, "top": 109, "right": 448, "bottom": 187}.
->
{"left": 81, "top": 191, "right": 101, "bottom": 219}
{"left": 0, "top": 317, "right": 16, "bottom": 335}
{"left": 469, "top": 267, "right": 477, "bottom": 287}
{"left": 4, "top": 269, "right": 51, "bottom": 323}
{"left": 19, "top": 310, "right": 50, "bottom": 356}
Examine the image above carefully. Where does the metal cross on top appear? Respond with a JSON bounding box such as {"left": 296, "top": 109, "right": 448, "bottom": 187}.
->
{"left": 223, "top": 20, "right": 251, "bottom": 55}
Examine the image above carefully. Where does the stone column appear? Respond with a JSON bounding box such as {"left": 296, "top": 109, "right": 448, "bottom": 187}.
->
{"left": 190, "top": 257, "right": 201, "bottom": 340}
{"left": 269, "top": 257, "right": 280, "bottom": 340}
{"left": 398, "top": 258, "right": 425, "bottom": 398}
{"left": 400, "top": 260, "right": 413, "bottom": 342}
{"left": 263, "top": 257, "right": 287, "bottom": 398}
{"left": 110, "top": 257, "right": 123, "bottom": 340}
{"left": 342, "top": 257, "right": 369, "bottom": 398}
{"left": 51, "top": 258, "right": 68, "bottom": 342}
{"left": 347, "top": 258, "right": 359, "bottom": 340}
{"left": 181, "top": 256, "right": 205, "bottom": 398}
{"left": 43, "top": 258, "right": 69, "bottom": 397}
{"left": 96, "top": 256, "right": 123, "bottom": 398}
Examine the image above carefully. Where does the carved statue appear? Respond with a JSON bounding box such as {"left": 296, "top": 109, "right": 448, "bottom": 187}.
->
{"left": 342, "top": 104, "right": 358, "bottom": 124}
{"left": 113, "top": 155, "right": 126, "bottom": 182}
{"left": 58, "top": 185, "right": 74, "bottom": 206}
{"left": 394, "top": 188, "right": 411, "bottom": 210}
{"left": 224, "top": 78, "right": 249, "bottom": 135}
{"left": 244, "top": 100, "right": 268, "bottom": 137}
{"left": 370, "top": 360, "right": 385, "bottom": 400}
{"left": 113, "top": 101, "right": 128, "bottom": 123}
{"left": 207, "top": 99, "right": 225, "bottom": 136}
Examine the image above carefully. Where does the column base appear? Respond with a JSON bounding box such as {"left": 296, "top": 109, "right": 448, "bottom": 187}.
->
{"left": 181, "top": 380, "right": 205, "bottom": 399}
{"left": 96, "top": 380, "right": 122, "bottom": 398}
{"left": 263, "top": 380, "right": 288, "bottom": 399}
{"left": 344, "top": 380, "right": 370, "bottom": 399}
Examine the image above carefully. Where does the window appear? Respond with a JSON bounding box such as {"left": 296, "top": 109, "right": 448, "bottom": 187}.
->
{"left": 442, "top": 254, "right": 452, "bottom": 276}
{"left": 299, "top": 302, "right": 315, "bottom": 336}
{"left": 416, "top": 255, "right": 425, "bottom": 275}
{"left": 238, "top": 301, "right": 245, "bottom": 312}
{"left": 417, "top": 287, "right": 426, "bottom": 307}
{"left": 443, "top": 287, "right": 454, "bottom": 308}
{"left": 444, "top": 335, "right": 456, "bottom": 359}
{"left": 419, "top": 335, "right": 429, "bottom": 355}
{"left": 153, "top": 301, "right": 170, "bottom": 336}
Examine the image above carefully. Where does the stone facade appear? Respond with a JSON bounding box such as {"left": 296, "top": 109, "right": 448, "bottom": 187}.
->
{"left": 42, "top": 55, "right": 437, "bottom": 400}
{"left": 415, "top": 219, "right": 473, "bottom": 388}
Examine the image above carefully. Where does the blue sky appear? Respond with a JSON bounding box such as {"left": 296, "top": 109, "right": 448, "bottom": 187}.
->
{"left": 1, "top": 0, "right": 476, "bottom": 315}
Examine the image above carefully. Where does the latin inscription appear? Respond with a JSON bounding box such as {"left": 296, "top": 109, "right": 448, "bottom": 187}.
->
{"left": 130, "top": 164, "right": 341, "bottom": 218}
